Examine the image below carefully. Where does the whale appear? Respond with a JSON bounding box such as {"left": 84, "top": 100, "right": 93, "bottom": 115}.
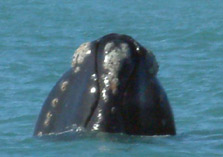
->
{"left": 33, "top": 33, "right": 176, "bottom": 136}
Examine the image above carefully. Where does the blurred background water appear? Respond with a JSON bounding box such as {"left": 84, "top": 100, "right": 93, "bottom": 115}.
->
{"left": 0, "top": 0, "right": 223, "bottom": 156}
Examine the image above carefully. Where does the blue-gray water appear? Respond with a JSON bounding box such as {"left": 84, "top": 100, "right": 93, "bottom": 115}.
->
{"left": 0, "top": 0, "right": 223, "bottom": 156}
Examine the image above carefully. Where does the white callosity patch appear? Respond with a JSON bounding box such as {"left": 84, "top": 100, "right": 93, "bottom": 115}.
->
{"left": 102, "top": 42, "right": 131, "bottom": 102}
{"left": 101, "top": 88, "right": 107, "bottom": 101}
{"left": 92, "top": 123, "right": 100, "bottom": 131}
{"left": 61, "top": 81, "right": 69, "bottom": 92}
{"left": 71, "top": 42, "right": 92, "bottom": 73}
{"left": 74, "top": 66, "right": 80, "bottom": 73}
{"left": 37, "top": 132, "right": 43, "bottom": 136}
{"left": 44, "top": 112, "right": 53, "bottom": 127}
{"left": 51, "top": 98, "right": 59, "bottom": 108}
{"left": 104, "top": 42, "right": 115, "bottom": 54}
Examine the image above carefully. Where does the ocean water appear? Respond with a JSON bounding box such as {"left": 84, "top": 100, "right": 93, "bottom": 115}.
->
{"left": 0, "top": 0, "right": 223, "bottom": 156}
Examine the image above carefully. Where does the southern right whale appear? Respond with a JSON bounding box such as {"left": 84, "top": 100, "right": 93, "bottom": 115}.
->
{"left": 33, "top": 33, "right": 176, "bottom": 136}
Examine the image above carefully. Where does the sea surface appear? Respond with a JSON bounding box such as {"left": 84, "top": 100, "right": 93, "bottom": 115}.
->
{"left": 0, "top": 0, "right": 223, "bottom": 156}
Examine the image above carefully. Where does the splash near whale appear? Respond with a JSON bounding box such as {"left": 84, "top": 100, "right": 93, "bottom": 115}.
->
{"left": 34, "top": 33, "right": 176, "bottom": 136}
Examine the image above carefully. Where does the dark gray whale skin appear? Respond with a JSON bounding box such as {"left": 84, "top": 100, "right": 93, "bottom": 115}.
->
{"left": 33, "top": 33, "right": 176, "bottom": 136}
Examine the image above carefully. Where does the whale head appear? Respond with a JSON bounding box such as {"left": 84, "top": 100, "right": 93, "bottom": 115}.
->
{"left": 34, "top": 33, "right": 175, "bottom": 136}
